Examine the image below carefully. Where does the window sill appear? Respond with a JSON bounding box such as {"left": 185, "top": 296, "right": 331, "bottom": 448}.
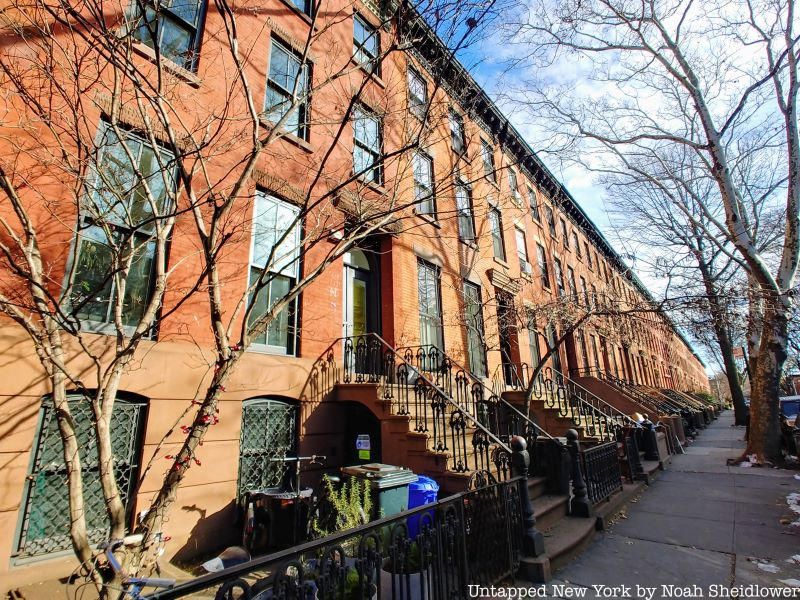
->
{"left": 520, "top": 272, "right": 533, "bottom": 282}
{"left": 259, "top": 117, "right": 314, "bottom": 153}
{"left": 277, "top": 0, "right": 315, "bottom": 26}
{"left": 493, "top": 257, "right": 509, "bottom": 269}
{"left": 246, "top": 344, "right": 296, "bottom": 357}
{"left": 355, "top": 175, "right": 387, "bottom": 195}
{"left": 415, "top": 212, "right": 441, "bottom": 228}
{"left": 350, "top": 58, "right": 386, "bottom": 88}
{"left": 460, "top": 239, "right": 478, "bottom": 249}
{"left": 131, "top": 42, "right": 201, "bottom": 87}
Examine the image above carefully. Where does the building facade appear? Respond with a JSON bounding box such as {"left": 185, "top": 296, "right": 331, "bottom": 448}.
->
{"left": 0, "top": 0, "right": 708, "bottom": 589}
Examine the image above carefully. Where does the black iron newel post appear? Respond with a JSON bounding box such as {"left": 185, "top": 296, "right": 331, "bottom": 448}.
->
{"left": 565, "top": 429, "right": 592, "bottom": 518}
{"left": 641, "top": 417, "right": 660, "bottom": 461}
{"left": 510, "top": 435, "right": 545, "bottom": 556}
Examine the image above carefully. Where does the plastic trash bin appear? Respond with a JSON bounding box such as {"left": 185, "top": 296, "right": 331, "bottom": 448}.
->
{"left": 406, "top": 475, "right": 439, "bottom": 539}
{"left": 341, "top": 463, "right": 418, "bottom": 520}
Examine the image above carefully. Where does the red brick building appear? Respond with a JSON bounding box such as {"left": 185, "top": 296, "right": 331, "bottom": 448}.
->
{"left": 0, "top": 0, "right": 709, "bottom": 590}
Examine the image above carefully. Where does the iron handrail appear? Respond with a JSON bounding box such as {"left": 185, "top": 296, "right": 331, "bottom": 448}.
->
{"left": 344, "top": 334, "right": 511, "bottom": 453}
{"left": 395, "top": 345, "right": 556, "bottom": 442}
{"left": 552, "top": 368, "right": 639, "bottom": 427}
{"left": 578, "top": 367, "right": 679, "bottom": 415}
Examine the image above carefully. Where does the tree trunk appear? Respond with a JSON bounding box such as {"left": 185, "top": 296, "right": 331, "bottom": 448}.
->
{"left": 746, "top": 300, "right": 789, "bottom": 464}
{"left": 715, "top": 325, "right": 749, "bottom": 426}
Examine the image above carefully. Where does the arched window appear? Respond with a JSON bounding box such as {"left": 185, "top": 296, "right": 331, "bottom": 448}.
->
{"left": 15, "top": 394, "right": 146, "bottom": 559}
{"left": 237, "top": 398, "right": 298, "bottom": 496}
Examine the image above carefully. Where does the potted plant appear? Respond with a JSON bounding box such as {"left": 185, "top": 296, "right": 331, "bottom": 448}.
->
{"left": 379, "top": 526, "right": 432, "bottom": 600}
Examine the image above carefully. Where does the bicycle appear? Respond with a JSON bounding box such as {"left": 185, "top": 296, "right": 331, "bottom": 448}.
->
{"left": 69, "top": 534, "right": 175, "bottom": 600}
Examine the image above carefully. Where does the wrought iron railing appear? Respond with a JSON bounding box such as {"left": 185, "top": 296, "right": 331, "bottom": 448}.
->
{"left": 145, "top": 476, "right": 525, "bottom": 600}
{"left": 394, "top": 345, "right": 560, "bottom": 481}
{"left": 580, "top": 440, "right": 623, "bottom": 504}
{"left": 579, "top": 367, "right": 676, "bottom": 417}
{"left": 342, "top": 335, "right": 513, "bottom": 480}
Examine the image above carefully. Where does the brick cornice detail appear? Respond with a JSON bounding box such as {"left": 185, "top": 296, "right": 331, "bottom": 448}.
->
{"left": 252, "top": 169, "right": 306, "bottom": 206}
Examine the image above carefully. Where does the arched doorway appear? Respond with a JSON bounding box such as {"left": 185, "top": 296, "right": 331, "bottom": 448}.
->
{"left": 343, "top": 248, "right": 381, "bottom": 339}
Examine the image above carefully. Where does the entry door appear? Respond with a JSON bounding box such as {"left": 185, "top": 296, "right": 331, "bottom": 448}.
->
{"left": 343, "top": 266, "right": 369, "bottom": 339}
{"left": 496, "top": 292, "right": 519, "bottom": 386}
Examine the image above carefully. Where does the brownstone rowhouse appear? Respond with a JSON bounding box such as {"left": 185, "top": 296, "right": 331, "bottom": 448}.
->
{"left": 0, "top": 0, "right": 709, "bottom": 590}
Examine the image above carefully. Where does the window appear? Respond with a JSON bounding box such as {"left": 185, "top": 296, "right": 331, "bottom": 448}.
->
{"left": 413, "top": 152, "right": 435, "bottom": 215}
{"left": 567, "top": 266, "right": 577, "bottom": 300}
{"left": 585, "top": 242, "right": 593, "bottom": 269}
{"left": 481, "top": 140, "right": 496, "bottom": 181}
{"left": 546, "top": 206, "right": 556, "bottom": 236}
{"left": 560, "top": 219, "right": 569, "bottom": 249}
{"left": 449, "top": 109, "right": 465, "bottom": 154}
{"left": 128, "top": 0, "right": 204, "bottom": 70}
{"left": 352, "top": 105, "right": 382, "bottom": 184}
{"left": 516, "top": 227, "right": 531, "bottom": 275}
{"left": 265, "top": 39, "right": 309, "bottom": 139}
{"left": 463, "top": 281, "right": 487, "bottom": 377}
{"left": 577, "top": 331, "right": 590, "bottom": 372}
{"left": 16, "top": 395, "right": 145, "bottom": 558}
{"left": 536, "top": 244, "right": 550, "bottom": 288}
{"left": 580, "top": 276, "right": 589, "bottom": 307}
{"left": 545, "top": 323, "right": 562, "bottom": 372}
{"left": 408, "top": 67, "right": 427, "bottom": 119}
{"left": 238, "top": 398, "right": 297, "bottom": 496}
{"left": 489, "top": 207, "right": 505, "bottom": 260}
{"left": 248, "top": 193, "right": 301, "bottom": 354}
{"left": 528, "top": 187, "right": 540, "bottom": 222}
{"left": 418, "top": 260, "right": 444, "bottom": 352}
{"left": 591, "top": 334, "right": 601, "bottom": 369}
{"left": 455, "top": 179, "right": 475, "bottom": 242}
{"left": 67, "top": 123, "right": 175, "bottom": 329}
{"left": 291, "top": 0, "right": 311, "bottom": 14}
{"left": 554, "top": 257, "right": 565, "bottom": 296}
{"left": 509, "top": 169, "right": 521, "bottom": 205}
{"left": 573, "top": 232, "right": 582, "bottom": 258}
{"left": 590, "top": 283, "right": 598, "bottom": 309}
{"left": 353, "top": 13, "right": 379, "bottom": 73}
{"left": 526, "top": 312, "right": 541, "bottom": 371}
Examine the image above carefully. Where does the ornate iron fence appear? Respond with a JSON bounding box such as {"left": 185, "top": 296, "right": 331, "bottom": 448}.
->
{"left": 145, "top": 477, "right": 525, "bottom": 600}
{"left": 580, "top": 441, "right": 623, "bottom": 505}
{"left": 343, "top": 335, "right": 513, "bottom": 480}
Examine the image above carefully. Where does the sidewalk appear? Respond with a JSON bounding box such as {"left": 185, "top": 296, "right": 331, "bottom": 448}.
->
{"left": 544, "top": 410, "right": 800, "bottom": 598}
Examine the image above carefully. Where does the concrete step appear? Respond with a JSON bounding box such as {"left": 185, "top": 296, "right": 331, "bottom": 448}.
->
{"left": 528, "top": 475, "right": 548, "bottom": 500}
{"left": 520, "top": 514, "right": 597, "bottom": 582}
{"left": 534, "top": 494, "right": 569, "bottom": 532}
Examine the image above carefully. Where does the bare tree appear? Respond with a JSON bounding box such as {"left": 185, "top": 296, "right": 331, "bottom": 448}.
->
{"left": 501, "top": 0, "right": 799, "bottom": 463}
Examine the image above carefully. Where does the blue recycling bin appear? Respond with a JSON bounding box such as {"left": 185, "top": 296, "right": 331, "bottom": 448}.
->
{"left": 406, "top": 475, "right": 439, "bottom": 539}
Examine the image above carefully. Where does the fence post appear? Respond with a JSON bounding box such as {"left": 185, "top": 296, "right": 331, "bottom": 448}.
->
{"left": 641, "top": 419, "right": 660, "bottom": 461}
{"left": 565, "top": 429, "right": 592, "bottom": 518}
{"left": 510, "top": 436, "right": 545, "bottom": 557}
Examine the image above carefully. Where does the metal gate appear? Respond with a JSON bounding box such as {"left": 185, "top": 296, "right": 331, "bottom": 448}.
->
{"left": 15, "top": 395, "right": 146, "bottom": 559}
{"left": 237, "top": 398, "right": 298, "bottom": 495}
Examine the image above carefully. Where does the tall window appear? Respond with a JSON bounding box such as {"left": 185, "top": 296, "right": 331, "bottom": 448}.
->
{"left": 577, "top": 331, "right": 590, "bottom": 372}
{"left": 546, "top": 206, "right": 556, "bottom": 236}
{"left": 292, "top": 0, "right": 311, "bottom": 14}
{"left": 128, "top": 0, "right": 204, "bottom": 70}
{"left": 567, "top": 266, "right": 577, "bottom": 300}
{"left": 67, "top": 123, "right": 175, "bottom": 328}
{"left": 573, "top": 231, "right": 582, "bottom": 258}
{"left": 489, "top": 207, "right": 505, "bottom": 260}
{"left": 248, "top": 193, "right": 301, "bottom": 354}
{"left": 418, "top": 260, "right": 444, "bottom": 352}
{"left": 560, "top": 219, "right": 569, "bottom": 249}
{"left": 536, "top": 243, "right": 550, "bottom": 288}
{"left": 515, "top": 227, "right": 531, "bottom": 275}
{"left": 413, "top": 152, "right": 435, "bottom": 215}
{"left": 590, "top": 283, "right": 598, "bottom": 309}
{"left": 591, "top": 335, "right": 601, "bottom": 369}
{"left": 554, "top": 258, "right": 565, "bottom": 296}
{"left": 526, "top": 311, "right": 541, "bottom": 371}
{"left": 528, "top": 187, "right": 540, "bottom": 222}
{"left": 352, "top": 105, "right": 382, "bottom": 184}
{"left": 265, "top": 39, "right": 309, "bottom": 139}
{"left": 408, "top": 67, "right": 427, "bottom": 119}
{"left": 585, "top": 242, "right": 593, "bottom": 269}
{"left": 580, "top": 276, "right": 589, "bottom": 307}
{"left": 508, "top": 169, "right": 521, "bottom": 205}
{"left": 455, "top": 179, "right": 475, "bottom": 242}
{"left": 463, "top": 281, "right": 487, "bottom": 378}
{"left": 545, "top": 324, "right": 562, "bottom": 372}
{"left": 481, "top": 140, "right": 495, "bottom": 181}
{"left": 353, "top": 13, "right": 379, "bottom": 73}
{"left": 449, "top": 109, "right": 465, "bottom": 154}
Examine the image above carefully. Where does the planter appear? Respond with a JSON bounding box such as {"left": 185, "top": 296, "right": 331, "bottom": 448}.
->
{"left": 380, "top": 567, "right": 431, "bottom": 600}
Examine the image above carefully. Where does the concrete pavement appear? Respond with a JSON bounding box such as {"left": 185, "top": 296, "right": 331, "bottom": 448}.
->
{"left": 543, "top": 410, "right": 800, "bottom": 599}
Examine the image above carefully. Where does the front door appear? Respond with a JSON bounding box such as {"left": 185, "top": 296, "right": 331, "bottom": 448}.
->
{"left": 343, "top": 249, "right": 378, "bottom": 340}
